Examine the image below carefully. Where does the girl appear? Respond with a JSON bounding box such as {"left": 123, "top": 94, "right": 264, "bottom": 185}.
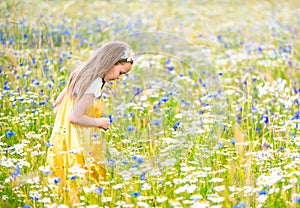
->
{"left": 46, "top": 41, "right": 134, "bottom": 191}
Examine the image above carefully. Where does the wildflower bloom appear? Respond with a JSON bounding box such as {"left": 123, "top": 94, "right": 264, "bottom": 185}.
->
{"left": 6, "top": 130, "right": 16, "bottom": 138}
{"left": 130, "top": 192, "right": 141, "bottom": 197}
{"left": 127, "top": 125, "right": 135, "bottom": 132}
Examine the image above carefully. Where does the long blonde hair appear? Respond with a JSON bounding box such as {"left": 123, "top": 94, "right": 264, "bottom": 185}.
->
{"left": 67, "top": 41, "right": 131, "bottom": 101}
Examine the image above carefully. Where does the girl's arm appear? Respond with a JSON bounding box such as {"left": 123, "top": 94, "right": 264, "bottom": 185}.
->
{"left": 69, "top": 94, "right": 110, "bottom": 130}
{"left": 53, "top": 87, "right": 67, "bottom": 114}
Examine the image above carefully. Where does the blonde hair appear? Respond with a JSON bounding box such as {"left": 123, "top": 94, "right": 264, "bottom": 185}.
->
{"left": 67, "top": 41, "right": 131, "bottom": 101}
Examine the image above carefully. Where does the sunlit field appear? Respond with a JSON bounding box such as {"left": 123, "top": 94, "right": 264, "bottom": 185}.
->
{"left": 1, "top": 0, "right": 300, "bottom": 207}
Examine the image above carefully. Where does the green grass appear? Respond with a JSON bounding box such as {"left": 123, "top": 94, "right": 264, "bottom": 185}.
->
{"left": 1, "top": 0, "right": 300, "bottom": 207}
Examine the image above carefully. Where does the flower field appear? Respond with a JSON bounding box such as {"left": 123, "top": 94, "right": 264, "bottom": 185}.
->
{"left": 1, "top": 0, "right": 300, "bottom": 207}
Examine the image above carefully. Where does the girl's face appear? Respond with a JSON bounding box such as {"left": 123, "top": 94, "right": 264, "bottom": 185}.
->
{"left": 104, "top": 62, "right": 132, "bottom": 82}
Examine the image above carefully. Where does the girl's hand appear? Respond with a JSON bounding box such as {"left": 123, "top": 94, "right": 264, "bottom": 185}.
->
{"left": 96, "top": 118, "right": 110, "bottom": 130}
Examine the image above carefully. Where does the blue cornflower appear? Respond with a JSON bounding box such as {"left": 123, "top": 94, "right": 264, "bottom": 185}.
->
{"left": 256, "top": 126, "right": 261, "bottom": 134}
{"left": 39, "top": 101, "right": 46, "bottom": 106}
{"left": 129, "top": 112, "right": 135, "bottom": 118}
{"left": 6, "top": 130, "right": 16, "bottom": 138}
{"left": 31, "top": 196, "right": 39, "bottom": 201}
{"left": 10, "top": 165, "right": 21, "bottom": 179}
{"left": 259, "top": 190, "right": 267, "bottom": 195}
{"left": 152, "top": 120, "right": 162, "bottom": 126}
{"left": 140, "top": 172, "right": 146, "bottom": 181}
{"left": 134, "top": 87, "right": 141, "bottom": 96}
{"left": 132, "top": 156, "right": 144, "bottom": 164}
{"left": 295, "top": 197, "right": 300, "bottom": 203}
{"left": 108, "top": 159, "right": 115, "bottom": 165}
{"left": 165, "top": 58, "right": 171, "bottom": 64}
{"left": 42, "top": 169, "right": 52, "bottom": 175}
{"left": 92, "top": 132, "right": 100, "bottom": 138}
{"left": 251, "top": 105, "right": 256, "bottom": 112}
{"left": 217, "top": 142, "right": 223, "bottom": 148}
{"left": 236, "top": 114, "right": 242, "bottom": 124}
{"left": 45, "top": 142, "right": 53, "bottom": 147}
{"left": 160, "top": 96, "right": 169, "bottom": 103}
{"left": 109, "top": 114, "right": 113, "bottom": 123}
{"left": 166, "top": 66, "right": 174, "bottom": 71}
{"left": 263, "top": 115, "right": 269, "bottom": 124}
{"left": 95, "top": 187, "right": 104, "bottom": 194}
{"left": 23, "top": 205, "right": 31, "bottom": 208}
{"left": 173, "top": 121, "right": 181, "bottom": 131}
{"left": 292, "top": 111, "right": 300, "bottom": 120}
{"left": 130, "top": 192, "right": 140, "bottom": 197}
{"left": 131, "top": 164, "right": 139, "bottom": 168}
{"left": 127, "top": 125, "right": 135, "bottom": 132}
{"left": 54, "top": 177, "right": 61, "bottom": 184}
{"left": 231, "top": 138, "right": 236, "bottom": 145}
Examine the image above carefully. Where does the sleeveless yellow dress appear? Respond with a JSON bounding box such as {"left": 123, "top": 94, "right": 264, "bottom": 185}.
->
{"left": 46, "top": 93, "right": 107, "bottom": 187}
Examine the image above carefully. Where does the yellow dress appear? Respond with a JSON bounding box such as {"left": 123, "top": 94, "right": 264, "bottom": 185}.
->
{"left": 46, "top": 93, "right": 107, "bottom": 187}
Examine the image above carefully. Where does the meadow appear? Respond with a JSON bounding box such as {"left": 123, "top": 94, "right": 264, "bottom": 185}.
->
{"left": 1, "top": 0, "right": 300, "bottom": 207}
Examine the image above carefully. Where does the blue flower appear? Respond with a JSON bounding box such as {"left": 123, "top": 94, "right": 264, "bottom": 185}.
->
{"left": 23, "top": 205, "right": 31, "bottom": 208}
{"left": 236, "top": 114, "right": 242, "bottom": 124}
{"left": 95, "top": 187, "right": 104, "bottom": 194}
{"left": 45, "top": 142, "right": 54, "bottom": 147}
{"left": 160, "top": 96, "right": 169, "bottom": 103}
{"left": 11, "top": 165, "right": 21, "bottom": 179}
{"left": 132, "top": 156, "right": 144, "bottom": 164}
{"left": 39, "top": 101, "right": 46, "bottom": 106}
{"left": 130, "top": 192, "right": 140, "bottom": 197}
{"left": 263, "top": 115, "right": 269, "bottom": 124}
{"left": 109, "top": 114, "right": 113, "bottom": 123}
{"left": 295, "top": 197, "right": 300, "bottom": 203}
{"left": 232, "top": 201, "right": 249, "bottom": 208}
{"left": 217, "top": 142, "right": 223, "bottom": 148}
{"left": 256, "top": 126, "right": 261, "bottom": 134}
{"left": 127, "top": 125, "right": 135, "bottom": 132}
{"left": 166, "top": 66, "right": 174, "bottom": 71}
{"left": 42, "top": 169, "right": 52, "bottom": 175}
{"left": 108, "top": 159, "right": 115, "bottom": 165}
{"left": 31, "top": 196, "right": 39, "bottom": 201}
{"left": 231, "top": 138, "right": 236, "bottom": 145}
{"left": 292, "top": 111, "right": 300, "bottom": 120}
{"left": 6, "top": 130, "right": 16, "bottom": 138}
{"left": 173, "top": 121, "right": 181, "bottom": 131}
{"left": 129, "top": 112, "right": 135, "bottom": 118}
{"left": 259, "top": 190, "right": 267, "bottom": 195}
{"left": 54, "top": 177, "right": 61, "bottom": 184}
{"left": 152, "top": 120, "right": 162, "bottom": 126}
{"left": 165, "top": 58, "right": 171, "bottom": 64}
{"left": 140, "top": 172, "right": 146, "bottom": 181}
{"left": 92, "top": 132, "right": 100, "bottom": 138}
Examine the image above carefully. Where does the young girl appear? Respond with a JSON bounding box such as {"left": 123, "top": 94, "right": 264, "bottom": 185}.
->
{"left": 46, "top": 41, "right": 134, "bottom": 192}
